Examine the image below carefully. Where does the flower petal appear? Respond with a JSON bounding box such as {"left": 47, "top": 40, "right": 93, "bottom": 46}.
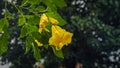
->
{"left": 39, "top": 14, "right": 48, "bottom": 33}
{"left": 49, "top": 25, "right": 73, "bottom": 50}
{"left": 49, "top": 17, "right": 59, "bottom": 25}
{"left": 35, "top": 40, "right": 43, "bottom": 46}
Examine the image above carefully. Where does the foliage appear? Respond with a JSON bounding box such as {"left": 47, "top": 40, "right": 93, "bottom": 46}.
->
{"left": 0, "top": 0, "right": 72, "bottom": 60}
{"left": 0, "top": 0, "right": 72, "bottom": 68}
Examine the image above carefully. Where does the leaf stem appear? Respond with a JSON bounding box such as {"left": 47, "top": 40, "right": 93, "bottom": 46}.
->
{"left": 21, "top": 0, "right": 29, "bottom": 7}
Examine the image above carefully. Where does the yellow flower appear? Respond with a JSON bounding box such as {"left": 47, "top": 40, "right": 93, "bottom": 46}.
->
{"left": 35, "top": 40, "right": 43, "bottom": 46}
{"left": 39, "top": 14, "right": 59, "bottom": 33}
{"left": 49, "top": 25, "right": 73, "bottom": 50}
{"left": 39, "top": 14, "right": 49, "bottom": 33}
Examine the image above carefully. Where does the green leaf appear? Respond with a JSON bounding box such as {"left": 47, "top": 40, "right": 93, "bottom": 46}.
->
{"left": 25, "top": 15, "right": 39, "bottom": 25}
{"left": 20, "top": 24, "right": 38, "bottom": 38}
{"left": 31, "top": 32, "right": 42, "bottom": 40}
{"left": 18, "top": 15, "right": 26, "bottom": 26}
{"left": 0, "top": 19, "right": 5, "bottom": 32}
{"left": 25, "top": 36, "right": 33, "bottom": 54}
{"left": 41, "top": 30, "right": 51, "bottom": 44}
{"left": 0, "top": 18, "right": 9, "bottom": 32}
{"left": 35, "top": 6, "right": 46, "bottom": 12}
{"left": 52, "top": 46, "right": 64, "bottom": 59}
{"left": 5, "top": 10, "right": 14, "bottom": 19}
{"left": 52, "top": 0, "right": 67, "bottom": 8}
{"left": 0, "top": 37, "right": 8, "bottom": 56}
{"left": 20, "top": 25, "right": 29, "bottom": 38}
{"left": 42, "top": 0, "right": 66, "bottom": 11}
{"left": 42, "top": 0, "right": 57, "bottom": 11}
{"left": 21, "top": 0, "right": 41, "bottom": 6}
{"left": 31, "top": 31, "right": 51, "bottom": 44}
{"left": 29, "top": 25, "right": 38, "bottom": 33}
{"left": 46, "top": 12, "right": 66, "bottom": 26}
{"left": 21, "top": 0, "right": 28, "bottom": 6}
{"left": 45, "top": 22, "right": 52, "bottom": 32}
{"left": 29, "top": 0, "right": 41, "bottom": 5}
{"left": 4, "top": 19, "right": 9, "bottom": 27}
{"left": 0, "top": 27, "right": 9, "bottom": 56}
{"left": 32, "top": 43, "right": 41, "bottom": 60}
{"left": 29, "top": 5, "right": 36, "bottom": 12}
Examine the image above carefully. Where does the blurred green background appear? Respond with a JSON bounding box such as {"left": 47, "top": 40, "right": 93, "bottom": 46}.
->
{"left": 0, "top": 0, "right": 120, "bottom": 68}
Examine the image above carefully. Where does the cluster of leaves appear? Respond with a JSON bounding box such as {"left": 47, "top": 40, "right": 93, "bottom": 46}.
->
{"left": 0, "top": 0, "right": 69, "bottom": 61}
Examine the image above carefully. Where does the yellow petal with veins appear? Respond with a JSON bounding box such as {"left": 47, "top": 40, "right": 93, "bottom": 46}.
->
{"left": 39, "top": 14, "right": 48, "bottom": 33}
{"left": 49, "top": 25, "right": 73, "bottom": 50}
